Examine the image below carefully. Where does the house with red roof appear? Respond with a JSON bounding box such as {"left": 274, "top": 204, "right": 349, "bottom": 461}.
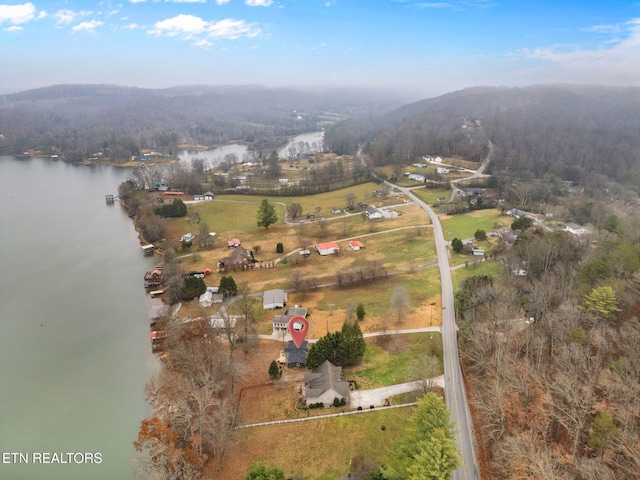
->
{"left": 315, "top": 241, "right": 340, "bottom": 256}
{"left": 349, "top": 240, "right": 365, "bottom": 251}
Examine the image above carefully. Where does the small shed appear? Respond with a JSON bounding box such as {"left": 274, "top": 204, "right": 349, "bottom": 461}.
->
{"left": 181, "top": 233, "right": 195, "bottom": 243}
{"left": 349, "top": 240, "right": 365, "bottom": 251}
{"left": 227, "top": 238, "right": 241, "bottom": 248}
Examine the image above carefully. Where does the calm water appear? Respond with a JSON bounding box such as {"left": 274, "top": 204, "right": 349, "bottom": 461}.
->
{"left": 178, "top": 130, "right": 324, "bottom": 166}
{"left": 0, "top": 156, "right": 157, "bottom": 479}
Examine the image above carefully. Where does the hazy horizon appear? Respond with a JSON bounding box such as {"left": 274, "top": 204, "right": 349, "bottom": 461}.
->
{"left": 1, "top": 1, "right": 640, "bottom": 98}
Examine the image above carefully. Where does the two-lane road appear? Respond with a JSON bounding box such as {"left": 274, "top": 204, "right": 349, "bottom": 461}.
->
{"left": 399, "top": 186, "right": 479, "bottom": 480}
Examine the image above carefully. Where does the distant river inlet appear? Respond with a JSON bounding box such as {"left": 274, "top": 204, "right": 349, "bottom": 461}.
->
{"left": 0, "top": 156, "right": 158, "bottom": 480}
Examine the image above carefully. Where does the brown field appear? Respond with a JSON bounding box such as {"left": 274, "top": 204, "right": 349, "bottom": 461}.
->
{"left": 151, "top": 187, "right": 452, "bottom": 479}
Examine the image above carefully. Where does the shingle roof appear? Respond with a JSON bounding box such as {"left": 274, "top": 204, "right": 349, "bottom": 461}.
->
{"left": 304, "top": 360, "right": 350, "bottom": 398}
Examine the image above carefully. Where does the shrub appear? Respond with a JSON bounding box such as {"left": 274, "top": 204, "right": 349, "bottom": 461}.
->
{"left": 276, "top": 242, "right": 284, "bottom": 253}
{"left": 268, "top": 360, "right": 281, "bottom": 379}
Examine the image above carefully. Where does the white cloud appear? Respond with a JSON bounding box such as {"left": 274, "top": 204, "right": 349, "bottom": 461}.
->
{"left": 523, "top": 17, "right": 640, "bottom": 85}
{"left": 122, "top": 23, "right": 142, "bottom": 29}
{"left": 0, "top": 2, "right": 36, "bottom": 24}
{"left": 216, "top": 0, "right": 232, "bottom": 4}
{"left": 167, "top": 0, "right": 206, "bottom": 3}
{"left": 245, "top": 0, "right": 273, "bottom": 6}
{"left": 72, "top": 20, "right": 104, "bottom": 34}
{"left": 149, "top": 14, "right": 261, "bottom": 42}
{"left": 149, "top": 14, "right": 208, "bottom": 38}
{"left": 53, "top": 9, "right": 92, "bottom": 26}
{"left": 208, "top": 18, "right": 260, "bottom": 39}
{"left": 193, "top": 38, "right": 212, "bottom": 48}
{"left": 129, "top": 0, "right": 146, "bottom": 3}
{"left": 4, "top": 25, "right": 23, "bottom": 32}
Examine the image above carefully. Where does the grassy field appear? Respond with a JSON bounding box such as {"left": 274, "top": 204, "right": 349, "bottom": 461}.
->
{"left": 149, "top": 180, "right": 474, "bottom": 480}
{"left": 451, "top": 259, "right": 503, "bottom": 290}
{"left": 440, "top": 208, "right": 511, "bottom": 240}
{"left": 411, "top": 186, "right": 452, "bottom": 205}
{"left": 212, "top": 406, "right": 415, "bottom": 480}
{"left": 345, "top": 333, "right": 443, "bottom": 389}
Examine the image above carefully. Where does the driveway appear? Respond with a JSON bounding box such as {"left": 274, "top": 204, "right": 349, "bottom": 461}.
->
{"left": 349, "top": 375, "right": 445, "bottom": 408}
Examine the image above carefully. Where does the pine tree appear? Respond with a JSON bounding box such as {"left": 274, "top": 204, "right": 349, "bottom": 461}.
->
{"left": 256, "top": 199, "right": 279, "bottom": 229}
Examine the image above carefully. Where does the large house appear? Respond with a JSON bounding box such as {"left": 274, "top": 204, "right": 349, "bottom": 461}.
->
{"left": 303, "top": 360, "right": 350, "bottom": 407}
{"left": 273, "top": 306, "right": 308, "bottom": 331}
{"left": 218, "top": 247, "right": 254, "bottom": 272}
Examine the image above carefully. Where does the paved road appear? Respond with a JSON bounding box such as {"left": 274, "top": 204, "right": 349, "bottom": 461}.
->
{"left": 398, "top": 186, "right": 479, "bottom": 480}
{"left": 360, "top": 144, "right": 482, "bottom": 479}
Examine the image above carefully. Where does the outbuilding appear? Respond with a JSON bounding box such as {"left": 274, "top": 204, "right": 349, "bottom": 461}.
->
{"left": 315, "top": 241, "right": 340, "bottom": 256}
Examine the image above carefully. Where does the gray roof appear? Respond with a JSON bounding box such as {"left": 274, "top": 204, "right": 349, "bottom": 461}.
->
{"left": 263, "top": 289, "right": 287, "bottom": 306}
{"left": 273, "top": 307, "right": 308, "bottom": 327}
{"left": 304, "top": 360, "right": 350, "bottom": 398}
{"left": 284, "top": 340, "right": 308, "bottom": 365}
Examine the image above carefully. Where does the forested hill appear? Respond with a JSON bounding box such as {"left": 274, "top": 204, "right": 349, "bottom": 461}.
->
{"left": 325, "top": 84, "right": 640, "bottom": 187}
{"left": 0, "top": 84, "right": 403, "bottom": 162}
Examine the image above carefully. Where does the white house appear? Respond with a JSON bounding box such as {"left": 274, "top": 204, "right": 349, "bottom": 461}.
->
{"left": 180, "top": 233, "right": 195, "bottom": 243}
{"left": 563, "top": 223, "right": 591, "bottom": 236}
{"left": 315, "top": 241, "right": 340, "bottom": 256}
{"left": 437, "top": 167, "right": 450, "bottom": 174}
{"left": 365, "top": 206, "right": 383, "bottom": 220}
{"left": 349, "top": 240, "right": 365, "bottom": 251}
{"left": 263, "top": 289, "right": 288, "bottom": 309}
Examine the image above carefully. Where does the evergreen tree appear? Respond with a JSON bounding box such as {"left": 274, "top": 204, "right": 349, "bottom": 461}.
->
{"left": 474, "top": 229, "right": 487, "bottom": 241}
{"left": 451, "top": 237, "right": 463, "bottom": 253}
{"left": 356, "top": 302, "right": 366, "bottom": 321}
{"left": 306, "top": 332, "right": 343, "bottom": 369}
{"left": 245, "top": 461, "right": 285, "bottom": 480}
{"left": 181, "top": 276, "right": 206, "bottom": 301}
{"left": 256, "top": 199, "right": 279, "bottom": 229}
{"left": 511, "top": 215, "right": 533, "bottom": 231}
{"left": 219, "top": 275, "right": 238, "bottom": 298}
{"left": 382, "top": 393, "right": 461, "bottom": 480}
{"left": 268, "top": 360, "right": 281, "bottom": 379}
{"left": 580, "top": 285, "right": 621, "bottom": 321}
{"left": 339, "top": 320, "right": 366, "bottom": 366}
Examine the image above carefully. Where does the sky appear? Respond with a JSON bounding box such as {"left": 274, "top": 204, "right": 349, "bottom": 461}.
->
{"left": 1, "top": 0, "right": 640, "bottom": 99}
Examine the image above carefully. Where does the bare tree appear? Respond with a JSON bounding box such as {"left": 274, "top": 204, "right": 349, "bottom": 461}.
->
{"left": 409, "top": 353, "right": 440, "bottom": 393}
{"left": 389, "top": 285, "right": 411, "bottom": 325}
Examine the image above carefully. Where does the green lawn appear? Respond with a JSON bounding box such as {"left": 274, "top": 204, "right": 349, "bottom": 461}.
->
{"left": 411, "top": 187, "right": 452, "bottom": 205}
{"left": 451, "top": 260, "right": 503, "bottom": 290}
{"left": 441, "top": 208, "right": 511, "bottom": 241}
{"left": 345, "top": 333, "right": 443, "bottom": 389}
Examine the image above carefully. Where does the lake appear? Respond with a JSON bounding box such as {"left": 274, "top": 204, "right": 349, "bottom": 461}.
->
{"left": 178, "top": 130, "right": 324, "bottom": 166}
{"left": 0, "top": 156, "right": 158, "bottom": 479}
